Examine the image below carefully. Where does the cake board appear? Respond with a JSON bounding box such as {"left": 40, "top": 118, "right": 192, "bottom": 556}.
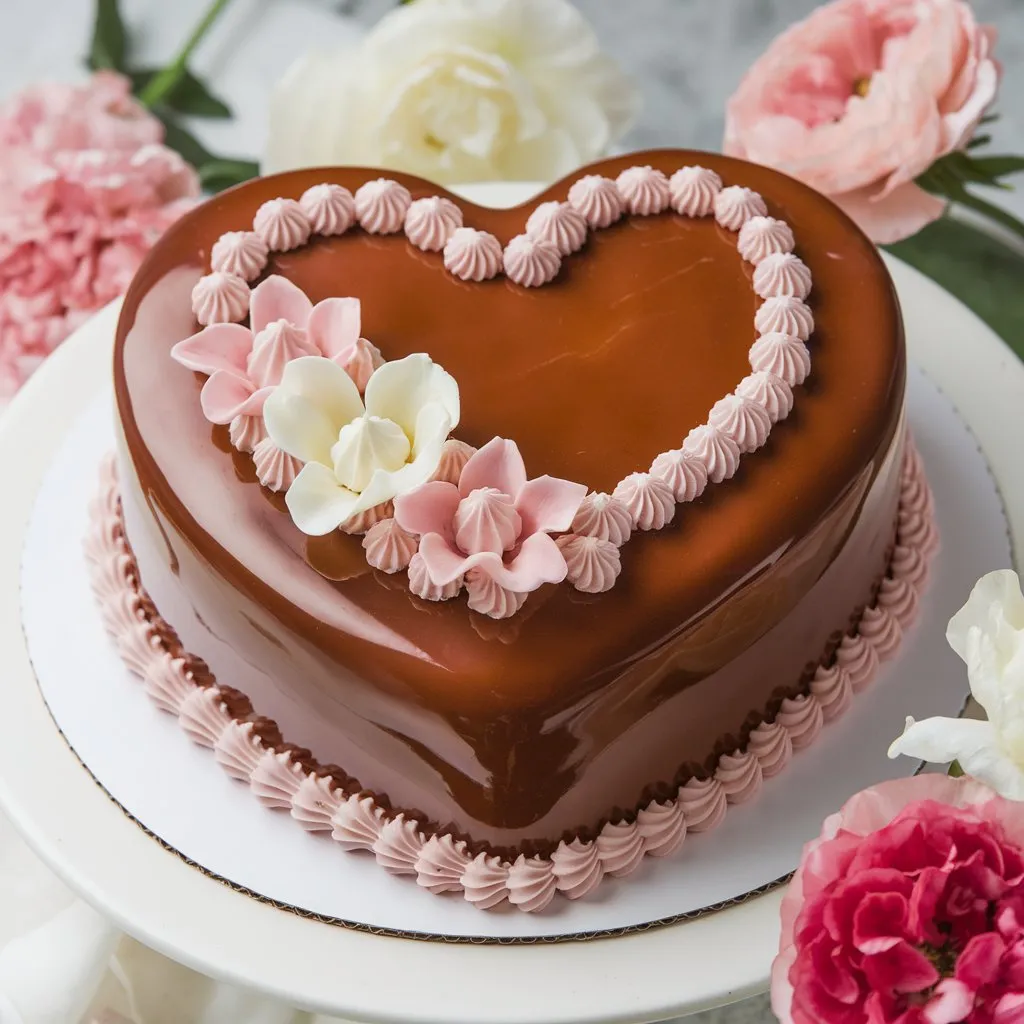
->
{"left": 0, "top": 234, "right": 1020, "bottom": 1019}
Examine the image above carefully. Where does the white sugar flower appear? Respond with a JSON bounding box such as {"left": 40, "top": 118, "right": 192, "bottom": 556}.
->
{"left": 889, "top": 569, "right": 1024, "bottom": 800}
{"left": 264, "top": 354, "right": 460, "bottom": 535}
{"left": 264, "top": 0, "right": 639, "bottom": 185}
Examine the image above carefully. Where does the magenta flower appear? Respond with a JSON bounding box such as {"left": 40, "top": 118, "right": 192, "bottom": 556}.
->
{"left": 171, "top": 275, "right": 375, "bottom": 424}
{"left": 394, "top": 437, "right": 586, "bottom": 595}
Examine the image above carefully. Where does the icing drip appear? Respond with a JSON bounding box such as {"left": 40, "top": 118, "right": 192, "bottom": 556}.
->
{"left": 229, "top": 414, "right": 266, "bottom": 454}
{"left": 613, "top": 472, "right": 676, "bottom": 531}
{"left": 191, "top": 272, "right": 249, "bottom": 326}
{"left": 650, "top": 448, "right": 708, "bottom": 503}
{"left": 144, "top": 653, "right": 193, "bottom": 714}
{"left": 331, "top": 794, "right": 385, "bottom": 851}
{"left": 596, "top": 820, "right": 645, "bottom": 877}
{"left": 339, "top": 501, "right": 393, "bottom": 536}
{"left": 714, "top": 185, "right": 768, "bottom": 231}
{"left": 465, "top": 569, "right": 527, "bottom": 619}
{"left": 429, "top": 439, "right": 477, "bottom": 485}
{"left": 615, "top": 165, "right": 671, "bottom": 215}
{"left": 878, "top": 576, "right": 919, "bottom": 621}
{"left": 213, "top": 719, "right": 264, "bottom": 780}
{"left": 708, "top": 394, "right": 771, "bottom": 453}
{"left": 503, "top": 234, "right": 561, "bottom": 287}
{"left": 178, "top": 686, "right": 231, "bottom": 748}
{"left": 735, "top": 371, "right": 793, "bottom": 424}
{"left": 835, "top": 634, "right": 880, "bottom": 693}
{"left": 776, "top": 695, "right": 824, "bottom": 750}
{"left": 354, "top": 178, "right": 411, "bottom": 234}
{"left": 567, "top": 174, "right": 624, "bottom": 229}
{"left": 669, "top": 165, "right": 723, "bottom": 217}
{"left": 253, "top": 197, "right": 311, "bottom": 251}
{"left": 455, "top": 487, "right": 521, "bottom": 554}
{"left": 443, "top": 227, "right": 503, "bottom": 282}
{"left": 415, "top": 835, "right": 471, "bottom": 894}
{"left": 252, "top": 438, "right": 301, "bottom": 493}
{"left": 748, "top": 721, "right": 793, "bottom": 778}
{"left": 250, "top": 749, "right": 305, "bottom": 809}
{"left": 248, "top": 320, "right": 318, "bottom": 388}
{"left": 290, "top": 773, "right": 343, "bottom": 832}
{"left": 810, "top": 664, "right": 853, "bottom": 723}
{"left": 678, "top": 777, "right": 727, "bottom": 832}
{"left": 525, "top": 201, "right": 588, "bottom": 256}
{"left": 339, "top": 337, "right": 384, "bottom": 393}
{"left": 570, "top": 492, "right": 632, "bottom": 546}
{"left": 682, "top": 424, "right": 741, "bottom": 484}
{"left": 737, "top": 216, "right": 795, "bottom": 264}
{"left": 363, "top": 518, "right": 418, "bottom": 574}
{"left": 859, "top": 605, "right": 903, "bottom": 661}
{"left": 507, "top": 855, "right": 557, "bottom": 912}
{"left": 372, "top": 814, "right": 424, "bottom": 875}
{"left": 753, "top": 252, "right": 813, "bottom": 300}
{"left": 550, "top": 839, "right": 604, "bottom": 900}
{"left": 299, "top": 183, "right": 356, "bottom": 236}
{"left": 636, "top": 799, "right": 686, "bottom": 858}
{"left": 210, "top": 231, "right": 268, "bottom": 281}
{"left": 556, "top": 534, "right": 621, "bottom": 594}
{"left": 404, "top": 196, "right": 463, "bottom": 252}
{"left": 716, "top": 750, "right": 763, "bottom": 804}
{"left": 461, "top": 854, "right": 510, "bottom": 910}
{"left": 755, "top": 297, "right": 814, "bottom": 341}
{"left": 408, "top": 552, "right": 462, "bottom": 602}
{"left": 748, "top": 333, "right": 811, "bottom": 387}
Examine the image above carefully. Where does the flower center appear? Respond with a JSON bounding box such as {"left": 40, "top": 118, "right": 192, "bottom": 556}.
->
{"left": 454, "top": 487, "right": 522, "bottom": 556}
{"left": 331, "top": 415, "right": 411, "bottom": 493}
{"left": 852, "top": 75, "right": 872, "bottom": 98}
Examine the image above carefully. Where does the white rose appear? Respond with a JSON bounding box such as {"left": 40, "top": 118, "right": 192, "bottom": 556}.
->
{"left": 889, "top": 569, "right": 1024, "bottom": 800}
{"left": 264, "top": 0, "right": 639, "bottom": 185}
{"left": 264, "top": 353, "right": 460, "bottom": 535}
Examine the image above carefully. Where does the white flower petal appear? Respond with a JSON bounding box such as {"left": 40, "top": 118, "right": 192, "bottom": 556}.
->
{"left": 363, "top": 354, "right": 460, "bottom": 438}
{"left": 947, "top": 569, "right": 1024, "bottom": 660}
{"left": 284, "top": 462, "right": 361, "bottom": 536}
{"left": 889, "top": 715, "right": 997, "bottom": 766}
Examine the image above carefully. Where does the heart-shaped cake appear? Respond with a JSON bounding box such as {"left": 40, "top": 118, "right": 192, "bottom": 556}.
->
{"left": 97, "top": 150, "right": 934, "bottom": 911}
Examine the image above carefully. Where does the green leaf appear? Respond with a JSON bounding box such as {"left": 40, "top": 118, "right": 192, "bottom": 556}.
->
{"left": 947, "top": 760, "right": 965, "bottom": 778}
{"left": 967, "top": 134, "right": 991, "bottom": 151}
{"left": 198, "top": 158, "right": 260, "bottom": 192}
{"left": 87, "top": 0, "right": 128, "bottom": 71}
{"left": 130, "top": 67, "right": 232, "bottom": 118}
{"left": 981, "top": 112, "right": 1000, "bottom": 126}
{"left": 155, "top": 110, "right": 214, "bottom": 169}
{"left": 968, "top": 155, "right": 1024, "bottom": 181}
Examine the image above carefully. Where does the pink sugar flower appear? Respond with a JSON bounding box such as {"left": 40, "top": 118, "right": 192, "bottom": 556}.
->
{"left": 171, "top": 275, "right": 377, "bottom": 424}
{"left": 394, "top": 437, "right": 587, "bottom": 595}
{"left": 772, "top": 774, "right": 1024, "bottom": 1024}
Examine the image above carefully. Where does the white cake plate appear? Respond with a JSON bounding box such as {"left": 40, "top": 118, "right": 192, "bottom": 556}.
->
{"left": 0, "top": 215, "right": 1022, "bottom": 1019}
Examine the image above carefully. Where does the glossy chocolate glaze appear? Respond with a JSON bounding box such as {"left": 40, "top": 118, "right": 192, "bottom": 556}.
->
{"left": 114, "top": 151, "right": 905, "bottom": 852}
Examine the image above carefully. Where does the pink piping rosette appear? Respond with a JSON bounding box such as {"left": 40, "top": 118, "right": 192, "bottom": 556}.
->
{"left": 171, "top": 275, "right": 373, "bottom": 425}
{"left": 394, "top": 438, "right": 587, "bottom": 617}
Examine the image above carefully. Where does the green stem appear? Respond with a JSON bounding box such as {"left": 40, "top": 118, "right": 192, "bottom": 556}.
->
{"left": 138, "top": 0, "right": 234, "bottom": 108}
{"left": 953, "top": 187, "right": 1024, "bottom": 244}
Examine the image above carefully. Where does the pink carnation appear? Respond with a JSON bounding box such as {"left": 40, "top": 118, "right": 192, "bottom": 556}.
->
{"left": 772, "top": 775, "right": 1024, "bottom": 1024}
{"left": 724, "top": 0, "right": 1000, "bottom": 243}
{"left": 0, "top": 72, "right": 198, "bottom": 408}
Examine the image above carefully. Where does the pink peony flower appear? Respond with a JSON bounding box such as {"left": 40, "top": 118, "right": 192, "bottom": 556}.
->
{"left": 0, "top": 72, "right": 198, "bottom": 409}
{"left": 172, "top": 275, "right": 380, "bottom": 423}
{"left": 394, "top": 437, "right": 587, "bottom": 595}
{"left": 724, "top": 0, "right": 1000, "bottom": 243}
{"left": 772, "top": 775, "right": 1024, "bottom": 1024}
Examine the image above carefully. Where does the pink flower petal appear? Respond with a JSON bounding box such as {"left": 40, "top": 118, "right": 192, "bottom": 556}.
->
{"left": 458, "top": 437, "right": 528, "bottom": 501}
{"left": 955, "top": 932, "right": 1006, "bottom": 990}
{"left": 516, "top": 475, "right": 588, "bottom": 537}
{"left": 833, "top": 181, "right": 947, "bottom": 245}
{"left": 418, "top": 531, "right": 480, "bottom": 586}
{"left": 171, "top": 323, "right": 252, "bottom": 376}
{"left": 418, "top": 531, "right": 568, "bottom": 593}
{"left": 393, "top": 481, "right": 460, "bottom": 541}
{"left": 853, "top": 891, "right": 910, "bottom": 955}
{"left": 308, "top": 296, "right": 361, "bottom": 360}
{"left": 862, "top": 940, "right": 939, "bottom": 995}
{"left": 199, "top": 372, "right": 271, "bottom": 424}
{"left": 993, "top": 992, "right": 1024, "bottom": 1024}
{"left": 925, "top": 979, "right": 975, "bottom": 1024}
{"left": 249, "top": 274, "right": 313, "bottom": 335}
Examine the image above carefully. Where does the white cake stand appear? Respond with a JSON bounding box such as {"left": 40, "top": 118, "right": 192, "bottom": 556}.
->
{"left": 0, "top": 231, "right": 1022, "bottom": 1019}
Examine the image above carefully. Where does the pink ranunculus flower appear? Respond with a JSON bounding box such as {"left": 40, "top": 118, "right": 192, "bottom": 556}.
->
{"left": 394, "top": 437, "right": 587, "bottom": 612}
{"left": 171, "top": 275, "right": 380, "bottom": 424}
{"left": 772, "top": 775, "right": 1024, "bottom": 1024}
{"left": 0, "top": 72, "right": 198, "bottom": 409}
{"left": 724, "top": 0, "right": 1000, "bottom": 243}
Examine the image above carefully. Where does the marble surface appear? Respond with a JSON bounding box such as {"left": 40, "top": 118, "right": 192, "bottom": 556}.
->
{"left": 0, "top": 2, "right": 1021, "bottom": 1021}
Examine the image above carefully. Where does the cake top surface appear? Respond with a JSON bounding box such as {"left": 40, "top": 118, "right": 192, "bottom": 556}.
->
{"left": 115, "top": 150, "right": 904, "bottom": 715}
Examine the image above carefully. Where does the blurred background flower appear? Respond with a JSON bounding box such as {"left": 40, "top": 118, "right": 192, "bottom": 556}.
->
{"left": 264, "top": 0, "right": 639, "bottom": 185}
